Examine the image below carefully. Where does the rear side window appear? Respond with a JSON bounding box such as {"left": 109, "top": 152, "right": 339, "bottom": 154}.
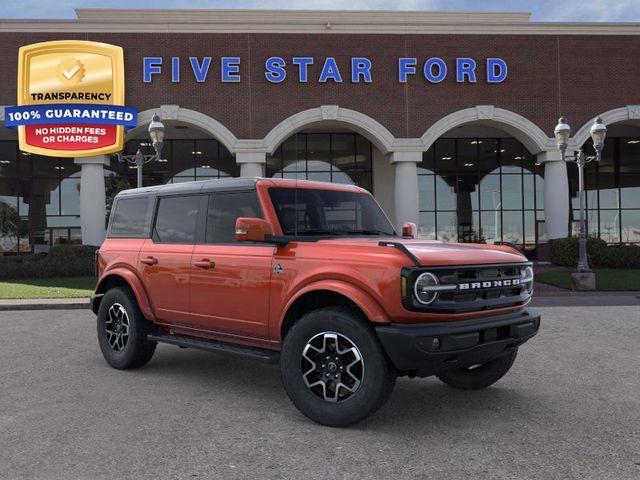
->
{"left": 153, "top": 195, "right": 200, "bottom": 243}
{"left": 109, "top": 197, "right": 149, "bottom": 237}
{"left": 205, "top": 191, "right": 262, "bottom": 243}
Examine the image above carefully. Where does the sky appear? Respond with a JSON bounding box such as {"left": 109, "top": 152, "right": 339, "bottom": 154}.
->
{"left": 0, "top": 0, "right": 639, "bottom": 22}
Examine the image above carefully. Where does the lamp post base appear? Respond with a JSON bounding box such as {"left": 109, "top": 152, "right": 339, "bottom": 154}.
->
{"left": 571, "top": 271, "right": 596, "bottom": 291}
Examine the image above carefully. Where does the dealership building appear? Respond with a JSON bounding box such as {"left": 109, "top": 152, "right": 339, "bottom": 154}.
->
{"left": 0, "top": 8, "right": 639, "bottom": 254}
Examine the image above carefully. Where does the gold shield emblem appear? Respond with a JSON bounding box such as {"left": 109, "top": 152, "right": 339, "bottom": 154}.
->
{"left": 16, "top": 40, "right": 125, "bottom": 157}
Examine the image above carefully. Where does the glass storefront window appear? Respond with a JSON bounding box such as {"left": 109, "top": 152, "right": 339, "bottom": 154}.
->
{"left": 266, "top": 132, "right": 373, "bottom": 192}
{"left": 0, "top": 137, "right": 237, "bottom": 253}
{"left": 419, "top": 137, "right": 544, "bottom": 248}
{"left": 621, "top": 210, "right": 640, "bottom": 243}
{"left": 418, "top": 211, "right": 436, "bottom": 240}
{"left": 599, "top": 210, "right": 621, "bottom": 243}
{"left": 501, "top": 175, "right": 523, "bottom": 210}
{"left": 568, "top": 136, "right": 640, "bottom": 244}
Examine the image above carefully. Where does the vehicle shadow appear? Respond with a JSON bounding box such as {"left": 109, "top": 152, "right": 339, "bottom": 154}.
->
{"left": 125, "top": 345, "right": 546, "bottom": 430}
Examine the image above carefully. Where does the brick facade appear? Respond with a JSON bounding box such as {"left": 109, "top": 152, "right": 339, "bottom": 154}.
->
{"left": 0, "top": 31, "right": 638, "bottom": 140}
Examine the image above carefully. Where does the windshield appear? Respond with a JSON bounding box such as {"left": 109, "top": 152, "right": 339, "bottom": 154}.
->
{"left": 268, "top": 187, "right": 395, "bottom": 236}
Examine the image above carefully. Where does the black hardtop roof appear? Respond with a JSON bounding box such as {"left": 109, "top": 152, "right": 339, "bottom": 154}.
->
{"left": 115, "top": 177, "right": 364, "bottom": 200}
{"left": 116, "top": 177, "right": 260, "bottom": 199}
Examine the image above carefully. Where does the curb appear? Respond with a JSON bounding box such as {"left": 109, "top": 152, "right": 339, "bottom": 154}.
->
{"left": 0, "top": 298, "right": 90, "bottom": 311}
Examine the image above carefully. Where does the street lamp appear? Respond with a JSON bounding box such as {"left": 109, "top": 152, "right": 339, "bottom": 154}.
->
{"left": 117, "top": 113, "right": 166, "bottom": 188}
{"left": 553, "top": 116, "right": 607, "bottom": 275}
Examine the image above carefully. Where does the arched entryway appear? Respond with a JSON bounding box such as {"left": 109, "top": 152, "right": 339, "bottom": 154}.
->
{"left": 418, "top": 126, "right": 545, "bottom": 252}
{"left": 262, "top": 106, "right": 397, "bottom": 219}
{"left": 418, "top": 107, "right": 555, "bottom": 254}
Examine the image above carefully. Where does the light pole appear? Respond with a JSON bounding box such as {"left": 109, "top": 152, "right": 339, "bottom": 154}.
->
{"left": 553, "top": 116, "right": 607, "bottom": 276}
{"left": 117, "top": 113, "right": 166, "bottom": 188}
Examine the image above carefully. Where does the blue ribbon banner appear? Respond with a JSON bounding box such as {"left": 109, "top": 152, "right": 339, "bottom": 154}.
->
{"left": 4, "top": 104, "right": 137, "bottom": 128}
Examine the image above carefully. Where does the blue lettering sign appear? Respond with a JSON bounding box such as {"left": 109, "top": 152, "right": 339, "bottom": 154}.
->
{"left": 319, "top": 57, "right": 342, "bottom": 83}
{"left": 143, "top": 57, "right": 162, "bottom": 83}
{"left": 292, "top": 57, "right": 314, "bottom": 82}
{"left": 456, "top": 58, "right": 477, "bottom": 83}
{"left": 171, "top": 57, "right": 180, "bottom": 83}
{"left": 351, "top": 57, "right": 372, "bottom": 83}
{"left": 141, "top": 55, "right": 508, "bottom": 85}
{"left": 265, "top": 56, "right": 287, "bottom": 83}
{"left": 424, "top": 58, "right": 447, "bottom": 83}
{"left": 487, "top": 58, "right": 508, "bottom": 83}
{"left": 398, "top": 58, "right": 417, "bottom": 83}
{"left": 221, "top": 57, "right": 241, "bottom": 83}
{"left": 189, "top": 57, "right": 211, "bottom": 83}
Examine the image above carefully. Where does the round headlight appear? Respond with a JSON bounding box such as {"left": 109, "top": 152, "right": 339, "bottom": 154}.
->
{"left": 521, "top": 266, "right": 534, "bottom": 293}
{"left": 414, "top": 272, "right": 440, "bottom": 305}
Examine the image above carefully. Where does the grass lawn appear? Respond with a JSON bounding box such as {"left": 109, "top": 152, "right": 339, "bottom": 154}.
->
{"left": 0, "top": 276, "right": 96, "bottom": 299}
{"left": 536, "top": 268, "right": 640, "bottom": 291}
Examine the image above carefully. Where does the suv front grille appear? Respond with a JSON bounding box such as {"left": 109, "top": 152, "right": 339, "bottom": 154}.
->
{"left": 402, "top": 263, "right": 533, "bottom": 314}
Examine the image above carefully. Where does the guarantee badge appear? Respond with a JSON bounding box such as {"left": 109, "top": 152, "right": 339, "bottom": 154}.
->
{"left": 5, "top": 40, "right": 136, "bottom": 157}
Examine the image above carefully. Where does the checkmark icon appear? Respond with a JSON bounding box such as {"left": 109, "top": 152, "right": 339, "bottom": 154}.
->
{"left": 62, "top": 64, "right": 80, "bottom": 79}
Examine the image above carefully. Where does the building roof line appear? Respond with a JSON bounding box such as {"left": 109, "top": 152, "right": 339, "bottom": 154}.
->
{"left": 73, "top": 8, "right": 533, "bottom": 24}
{"left": 0, "top": 9, "right": 639, "bottom": 35}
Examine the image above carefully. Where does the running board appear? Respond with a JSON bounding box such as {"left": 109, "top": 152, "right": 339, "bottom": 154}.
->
{"left": 147, "top": 332, "right": 280, "bottom": 364}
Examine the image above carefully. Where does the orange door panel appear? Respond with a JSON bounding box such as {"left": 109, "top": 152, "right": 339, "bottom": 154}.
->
{"left": 139, "top": 238, "right": 194, "bottom": 325}
{"left": 190, "top": 244, "right": 274, "bottom": 339}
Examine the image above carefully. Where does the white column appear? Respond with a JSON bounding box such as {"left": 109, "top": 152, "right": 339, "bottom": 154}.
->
{"left": 538, "top": 151, "right": 569, "bottom": 240}
{"left": 391, "top": 151, "right": 421, "bottom": 233}
{"left": 236, "top": 151, "right": 266, "bottom": 177}
{"left": 74, "top": 155, "right": 108, "bottom": 246}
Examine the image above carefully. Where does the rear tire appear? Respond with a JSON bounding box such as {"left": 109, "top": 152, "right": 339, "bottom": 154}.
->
{"left": 436, "top": 350, "right": 517, "bottom": 390}
{"left": 97, "top": 287, "right": 157, "bottom": 370}
{"left": 280, "top": 306, "right": 396, "bottom": 427}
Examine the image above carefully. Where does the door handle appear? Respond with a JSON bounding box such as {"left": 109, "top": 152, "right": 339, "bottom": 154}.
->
{"left": 193, "top": 259, "right": 215, "bottom": 269}
{"left": 140, "top": 256, "right": 158, "bottom": 266}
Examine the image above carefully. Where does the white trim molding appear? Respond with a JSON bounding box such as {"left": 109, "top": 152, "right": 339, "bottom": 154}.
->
{"left": 128, "top": 106, "right": 239, "bottom": 154}
{"left": 263, "top": 106, "right": 396, "bottom": 155}
{"left": 1, "top": 10, "right": 639, "bottom": 35}
{"left": 420, "top": 105, "right": 553, "bottom": 154}
{"left": 572, "top": 105, "right": 640, "bottom": 148}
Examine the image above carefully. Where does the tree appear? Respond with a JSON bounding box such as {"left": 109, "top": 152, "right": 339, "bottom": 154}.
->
{"left": 0, "top": 201, "right": 20, "bottom": 251}
{"left": 105, "top": 175, "right": 132, "bottom": 217}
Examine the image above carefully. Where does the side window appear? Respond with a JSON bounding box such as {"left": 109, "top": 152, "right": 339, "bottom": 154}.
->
{"left": 153, "top": 195, "right": 200, "bottom": 243}
{"left": 109, "top": 197, "right": 149, "bottom": 237}
{"left": 206, "top": 191, "right": 262, "bottom": 243}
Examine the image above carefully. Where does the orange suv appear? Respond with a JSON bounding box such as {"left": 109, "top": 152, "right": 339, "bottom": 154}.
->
{"left": 93, "top": 178, "right": 539, "bottom": 426}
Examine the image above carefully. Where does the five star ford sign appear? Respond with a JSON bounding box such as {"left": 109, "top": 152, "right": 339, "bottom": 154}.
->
{"left": 4, "top": 40, "right": 137, "bottom": 157}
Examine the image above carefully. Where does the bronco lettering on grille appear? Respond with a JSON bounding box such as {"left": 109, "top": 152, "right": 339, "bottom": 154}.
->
{"left": 458, "top": 278, "right": 521, "bottom": 290}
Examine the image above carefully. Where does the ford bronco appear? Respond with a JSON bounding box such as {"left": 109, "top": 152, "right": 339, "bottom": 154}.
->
{"left": 93, "top": 177, "right": 539, "bottom": 426}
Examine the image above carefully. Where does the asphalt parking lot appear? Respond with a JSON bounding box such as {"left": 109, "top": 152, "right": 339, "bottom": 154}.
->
{"left": 1, "top": 307, "right": 639, "bottom": 480}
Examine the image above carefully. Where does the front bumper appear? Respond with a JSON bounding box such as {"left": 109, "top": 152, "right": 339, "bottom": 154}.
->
{"left": 375, "top": 309, "right": 540, "bottom": 377}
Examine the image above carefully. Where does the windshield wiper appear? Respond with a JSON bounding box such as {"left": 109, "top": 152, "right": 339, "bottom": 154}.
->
{"left": 288, "top": 229, "right": 335, "bottom": 235}
{"left": 286, "top": 229, "right": 392, "bottom": 236}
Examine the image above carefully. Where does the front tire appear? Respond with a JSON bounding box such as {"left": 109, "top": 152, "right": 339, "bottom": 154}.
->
{"left": 280, "top": 306, "right": 396, "bottom": 427}
{"left": 97, "top": 287, "right": 157, "bottom": 370}
{"left": 436, "top": 350, "right": 518, "bottom": 390}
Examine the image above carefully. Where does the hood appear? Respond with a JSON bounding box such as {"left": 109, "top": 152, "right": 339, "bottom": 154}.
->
{"left": 316, "top": 237, "right": 527, "bottom": 266}
{"left": 399, "top": 240, "right": 527, "bottom": 266}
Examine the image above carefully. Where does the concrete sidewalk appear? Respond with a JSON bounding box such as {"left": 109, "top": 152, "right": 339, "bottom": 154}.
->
{"left": 1, "top": 288, "right": 639, "bottom": 311}
{"left": 0, "top": 297, "right": 90, "bottom": 311}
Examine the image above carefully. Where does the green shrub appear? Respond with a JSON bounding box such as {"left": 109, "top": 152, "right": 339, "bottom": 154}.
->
{"left": 550, "top": 237, "right": 640, "bottom": 268}
{"left": 593, "top": 244, "right": 640, "bottom": 269}
{"left": 0, "top": 245, "right": 96, "bottom": 279}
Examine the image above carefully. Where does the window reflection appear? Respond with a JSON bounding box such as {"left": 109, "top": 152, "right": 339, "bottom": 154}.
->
{"left": 418, "top": 137, "right": 543, "bottom": 248}
{"left": 266, "top": 133, "right": 373, "bottom": 192}
{"left": 568, "top": 137, "right": 640, "bottom": 244}
{"left": 0, "top": 138, "right": 237, "bottom": 252}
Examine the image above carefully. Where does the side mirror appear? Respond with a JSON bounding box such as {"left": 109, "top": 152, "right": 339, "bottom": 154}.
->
{"left": 401, "top": 222, "right": 417, "bottom": 239}
{"left": 235, "top": 217, "right": 274, "bottom": 243}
